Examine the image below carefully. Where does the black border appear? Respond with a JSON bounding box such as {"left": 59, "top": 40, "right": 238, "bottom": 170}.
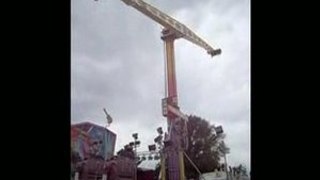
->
{"left": 6, "top": 0, "right": 71, "bottom": 178}
{"left": 6, "top": 0, "right": 311, "bottom": 179}
{"left": 250, "top": 0, "right": 312, "bottom": 179}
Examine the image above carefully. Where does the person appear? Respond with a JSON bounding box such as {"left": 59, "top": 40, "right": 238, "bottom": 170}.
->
{"left": 229, "top": 166, "right": 232, "bottom": 178}
{"left": 235, "top": 167, "right": 241, "bottom": 180}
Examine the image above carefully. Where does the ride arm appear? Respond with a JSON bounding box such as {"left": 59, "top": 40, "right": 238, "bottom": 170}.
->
{"left": 120, "top": 0, "right": 221, "bottom": 57}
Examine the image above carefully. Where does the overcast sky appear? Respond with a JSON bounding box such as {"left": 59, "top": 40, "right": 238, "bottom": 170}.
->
{"left": 71, "top": 0, "right": 250, "bottom": 170}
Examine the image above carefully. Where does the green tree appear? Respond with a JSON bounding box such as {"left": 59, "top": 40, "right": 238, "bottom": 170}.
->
{"left": 184, "top": 115, "right": 225, "bottom": 179}
{"left": 235, "top": 164, "right": 248, "bottom": 177}
{"left": 153, "top": 115, "right": 225, "bottom": 180}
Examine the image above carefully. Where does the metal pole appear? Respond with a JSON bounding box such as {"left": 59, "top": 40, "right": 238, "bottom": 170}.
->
{"left": 160, "top": 152, "right": 166, "bottom": 180}
{"left": 224, "top": 153, "right": 229, "bottom": 180}
{"left": 162, "top": 30, "right": 181, "bottom": 180}
{"left": 183, "top": 152, "right": 206, "bottom": 180}
{"left": 178, "top": 150, "right": 185, "bottom": 180}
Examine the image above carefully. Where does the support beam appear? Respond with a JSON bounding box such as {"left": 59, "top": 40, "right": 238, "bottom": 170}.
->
{"left": 167, "top": 105, "right": 188, "bottom": 121}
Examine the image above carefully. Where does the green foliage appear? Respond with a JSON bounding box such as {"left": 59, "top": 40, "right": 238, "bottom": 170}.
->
{"left": 184, "top": 115, "right": 225, "bottom": 179}
{"left": 153, "top": 115, "right": 225, "bottom": 180}
{"left": 234, "top": 164, "right": 248, "bottom": 176}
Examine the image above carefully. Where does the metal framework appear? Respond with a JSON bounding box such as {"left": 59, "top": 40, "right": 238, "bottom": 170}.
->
{"left": 96, "top": 0, "right": 222, "bottom": 179}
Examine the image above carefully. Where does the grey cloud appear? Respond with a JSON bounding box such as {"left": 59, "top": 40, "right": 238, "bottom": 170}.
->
{"left": 72, "top": 0, "right": 250, "bottom": 170}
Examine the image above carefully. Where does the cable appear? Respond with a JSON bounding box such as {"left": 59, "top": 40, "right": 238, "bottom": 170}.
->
{"left": 183, "top": 152, "right": 206, "bottom": 180}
